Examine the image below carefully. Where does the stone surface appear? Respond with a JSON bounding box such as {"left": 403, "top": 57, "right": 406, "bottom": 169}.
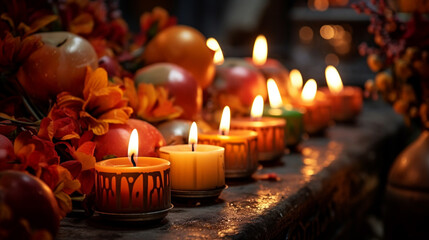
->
{"left": 58, "top": 100, "right": 405, "bottom": 240}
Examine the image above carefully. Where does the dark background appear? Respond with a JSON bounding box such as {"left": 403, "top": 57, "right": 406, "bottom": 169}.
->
{"left": 120, "top": 0, "right": 373, "bottom": 87}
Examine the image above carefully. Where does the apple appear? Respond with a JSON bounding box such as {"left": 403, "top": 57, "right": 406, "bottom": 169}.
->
{"left": 94, "top": 119, "right": 166, "bottom": 161}
{"left": 142, "top": 25, "right": 215, "bottom": 89}
{"left": 17, "top": 32, "right": 98, "bottom": 104}
{"left": 0, "top": 170, "right": 60, "bottom": 237}
{"left": 214, "top": 59, "right": 268, "bottom": 107}
{"left": 135, "top": 63, "right": 202, "bottom": 121}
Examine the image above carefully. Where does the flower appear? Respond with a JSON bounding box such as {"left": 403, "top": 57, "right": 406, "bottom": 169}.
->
{"left": 57, "top": 66, "right": 133, "bottom": 136}
{"left": 124, "top": 78, "right": 182, "bottom": 122}
{"left": 0, "top": 32, "right": 43, "bottom": 74}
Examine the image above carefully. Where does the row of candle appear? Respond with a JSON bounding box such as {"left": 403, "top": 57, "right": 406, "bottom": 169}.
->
{"left": 93, "top": 35, "right": 363, "bottom": 218}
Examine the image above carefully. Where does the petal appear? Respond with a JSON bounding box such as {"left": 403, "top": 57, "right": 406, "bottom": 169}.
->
{"left": 83, "top": 67, "right": 108, "bottom": 99}
{"left": 98, "top": 107, "right": 133, "bottom": 124}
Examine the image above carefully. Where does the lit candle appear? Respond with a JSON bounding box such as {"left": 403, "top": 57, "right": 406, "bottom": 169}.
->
{"left": 199, "top": 106, "right": 258, "bottom": 178}
{"left": 95, "top": 129, "right": 171, "bottom": 213}
{"left": 159, "top": 122, "right": 225, "bottom": 191}
{"left": 287, "top": 69, "right": 304, "bottom": 102}
{"left": 230, "top": 95, "right": 285, "bottom": 162}
{"left": 298, "top": 79, "right": 332, "bottom": 134}
{"left": 321, "top": 65, "right": 363, "bottom": 122}
{"left": 206, "top": 37, "right": 224, "bottom": 65}
{"left": 263, "top": 79, "right": 304, "bottom": 147}
{"left": 246, "top": 35, "right": 290, "bottom": 98}
{"left": 207, "top": 37, "right": 267, "bottom": 116}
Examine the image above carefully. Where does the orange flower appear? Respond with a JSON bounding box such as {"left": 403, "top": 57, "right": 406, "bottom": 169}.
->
{"left": 57, "top": 67, "right": 133, "bottom": 135}
{"left": 124, "top": 78, "right": 182, "bottom": 122}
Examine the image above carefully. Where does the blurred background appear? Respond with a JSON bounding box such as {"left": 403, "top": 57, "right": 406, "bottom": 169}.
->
{"left": 120, "top": 0, "right": 372, "bottom": 87}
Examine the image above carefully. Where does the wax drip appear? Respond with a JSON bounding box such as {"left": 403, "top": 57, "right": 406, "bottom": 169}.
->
{"left": 131, "top": 153, "right": 136, "bottom": 167}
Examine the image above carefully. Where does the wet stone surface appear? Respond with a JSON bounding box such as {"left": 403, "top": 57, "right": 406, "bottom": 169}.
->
{"left": 58, "top": 101, "right": 405, "bottom": 240}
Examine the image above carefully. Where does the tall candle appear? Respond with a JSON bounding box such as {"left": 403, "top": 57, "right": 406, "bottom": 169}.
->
{"left": 199, "top": 106, "right": 259, "bottom": 178}
{"left": 321, "top": 65, "right": 363, "bottom": 122}
{"left": 95, "top": 129, "right": 171, "bottom": 213}
{"left": 159, "top": 122, "right": 225, "bottom": 191}
{"left": 263, "top": 79, "right": 304, "bottom": 147}
{"left": 230, "top": 95, "right": 285, "bottom": 162}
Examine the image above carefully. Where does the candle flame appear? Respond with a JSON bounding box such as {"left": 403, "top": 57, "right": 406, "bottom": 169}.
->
{"left": 219, "top": 106, "right": 231, "bottom": 135}
{"left": 128, "top": 129, "right": 139, "bottom": 165}
{"left": 251, "top": 95, "right": 264, "bottom": 119}
{"left": 301, "top": 79, "right": 317, "bottom": 102}
{"left": 252, "top": 35, "right": 267, "bottom": 66}
{"left": 206, "top": 37, "right": 224, "bottom": 65}
{"left": 325, "top": 65, "right": 344, "bottom": 94}
{"left": 267, "top": 78, "right": 283, "bottom": 108}
{"left": 189, "top": 122, "right": 198, "bottom": 151}
{"left": 290, "top": 69, "right": 303, "bottom": 91}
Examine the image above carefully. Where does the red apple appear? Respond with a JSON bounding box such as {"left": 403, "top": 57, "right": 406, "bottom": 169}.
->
{"left": 17, "top": 32, "right": 98, "bottom": 104}
{"left": 0, "top": 170, "right": 60, "bottom": 237}
{"left": 142, "top": 25, "right": 215, "bottom": 89}
{"left": 214, "top": 59, "right": 268, "bottom": 107}
{"left": 94, "top": 119, "right": 166, "bottom": 161}
{"left": 135, "top": 63, "right": 202, "bottom": 121}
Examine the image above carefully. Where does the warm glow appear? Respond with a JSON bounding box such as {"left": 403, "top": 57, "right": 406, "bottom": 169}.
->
{"left": 301, "top": 79, "right": 317, "bottom": 102}
{"left": 128, "top": 129, "right": 139, "bottom": 164}
{"left": 325, "top": 65, "right": 344, "bottom": 94}
{"left": 252, "top": 35, "right": 267, "bottom": 66}
{"left": 206, "top": 37, "right": 224, "bottom": 65}
{"left": 290, "top": 69, "right": 303, "bottom": 91}
{"left": 320, "top": 25, "right": 335, "bottom": 40}
{"left": 219, "top": 106, "right": 231, "bottom": 135}
{"left": 299, "top": 26, "right": 313, "bottom": 43}
{"left": 267, "top": 79, "right": 283, "bottom": 108}
{"left": 251, "top": 95, "right": 264, "bottom": 120}
{"left": 189, "top": 122, "right": 198, "bottom": 149}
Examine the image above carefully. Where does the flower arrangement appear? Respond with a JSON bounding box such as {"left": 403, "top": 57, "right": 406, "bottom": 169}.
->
{"left": 352, "top": 0, "right": 429, "bottom": 127}
{"left": 0, "top": 1, "right": 182, "bottom": 237}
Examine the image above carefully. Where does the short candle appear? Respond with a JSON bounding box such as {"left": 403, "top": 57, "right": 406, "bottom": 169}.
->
{"left": 199, "top": 106, "right": 259, "bottom": 178}
{"left": 263, "top": 79, "right": 304, "bottom": 147}
{"left": 159, "top": 122, "right": 225, "bottom": 191}
{"left": 95, "top": 129, "right": 171, "bottom": 214}
{"left": 298, "top": 79, "right": 332, "bottom": 134}
{"left": 230, "top": 95, "right": 285, "bottom": 162}
{"left": 321, "top": 65, "right": 363, "bottom": 122}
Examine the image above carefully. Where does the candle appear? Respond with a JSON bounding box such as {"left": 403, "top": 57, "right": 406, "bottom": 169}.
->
{"left": 159, "top": 122, "right": 225, "bottom": 191}
{"left": 287, "top": 69, "right": 304, "bottom": 103}
{"left": 199, "top": 106, "right": 258, "bottom": 178}
{"left": 321, "top": 65, "right": 363, "bottom": 122}
{"left": 207, "top": 38, "right": 268, "bottom": 117}
{"left": 230, "top": 95, "right": 285, "bottom": 162}
{"left": 247, "top": 35, "right": 290, "bottom": 99}
{"left": 95, "top": 129, "right": 171, "bottom": 214}
{"left": 263, "top": 79, "right": 304, "bottom": 147}
{"left": 298, "top": 79, "right": 332, "bottom": 134}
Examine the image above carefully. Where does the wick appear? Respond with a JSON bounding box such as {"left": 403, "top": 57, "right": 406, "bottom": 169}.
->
{"left": 191, "top": 143, "right": 195, "bottom": 152}
{"left": 130, "top": 153, "right": 137, "bottom": 167}
{"left": 220, "top": 129, "right": 226, "bottom": 136}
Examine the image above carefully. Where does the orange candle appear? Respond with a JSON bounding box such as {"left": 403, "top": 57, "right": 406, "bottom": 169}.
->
{"left": 298, "top": 79, "right": 332, "bottom": 134}
{"left": 95, "top": 129, "right": 171, "bottom": 214}
{"left": 199, "top": 106, "right": 259, "bottom": 178}
{"left": 322, "top": 65, "right": 363, "bottom": 122}
{"left": 230, "top": 95, "right": 285, "bottom": 162}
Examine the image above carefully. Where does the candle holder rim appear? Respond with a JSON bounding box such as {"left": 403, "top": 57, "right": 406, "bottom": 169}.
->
{"left": 95, "top": 157, "right": 170, "bottom": 171}
{"left": 159, "top": 144, "right": 225, "bottom": 153}
{"left": 199, "top": 129, "right": 258, "bottom": 138}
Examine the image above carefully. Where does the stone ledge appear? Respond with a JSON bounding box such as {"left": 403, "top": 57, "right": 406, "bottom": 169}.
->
{"left": 58, "top": 100, "right": 405, "bottom": 240}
